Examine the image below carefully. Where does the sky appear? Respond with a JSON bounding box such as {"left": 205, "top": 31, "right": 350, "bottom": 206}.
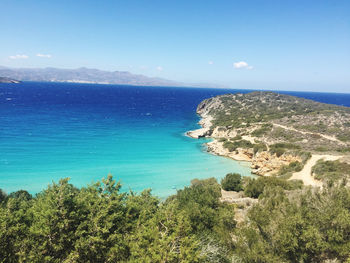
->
{"left": 1, "top": 0, "right": 349, "bottom": 92}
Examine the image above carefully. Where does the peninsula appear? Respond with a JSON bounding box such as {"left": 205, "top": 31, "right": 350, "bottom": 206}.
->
{"left": 0, "top": 77, "right": 20, "bottom": 83}
{"left": 188, "top": 91, "right": 350, "bottom": 185}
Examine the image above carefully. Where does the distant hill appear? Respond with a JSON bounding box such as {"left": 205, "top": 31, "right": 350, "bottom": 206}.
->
{"left": 0, "top": 76, "right": 20, "bottom": 83}
{"left": 0, "top": 66, "right": 182, "bottom": 86}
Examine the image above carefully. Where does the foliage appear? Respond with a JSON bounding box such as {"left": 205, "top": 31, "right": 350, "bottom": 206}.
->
{"left": 0, "top": 189, "right": 6, "bottom": 203}
{"left": 337, "top": 132, "right": 350, "bottom": 142}
{"left": 221, "top": 173, "right": 242, "bottom": 192}
{"left": 251, "top": 123, "right": 272, "bottom": 137}
{"left": 269, "top": 143, "right": 301, "bottom": 157}
{"left": 312, "top": 159, "right": 350, "bottom": 182}
{"left": 1, "top": 172, "right": 350, "bottom": 262}
{"left": 253, "top": 143, "right": 267, "bottom": 154}
{"left": 243, "top": 176, "right": 302, "bottom": 199}
{"left": 0, "top": 176, "right": 235, "bottom": 262}
{"left": 6, "top": 190, "right": 32, "bottom": 201}
{"left": 223, "top": 140, "right": 253, "bottom": 152}
{"left": 211, "top": 92, "right": 350, "bottom": 131}
{"left": 234, "top": 185, "right": 350, "bottom": 262}
{"left": 277, "top": 161, "right": 303, "bottom": 179}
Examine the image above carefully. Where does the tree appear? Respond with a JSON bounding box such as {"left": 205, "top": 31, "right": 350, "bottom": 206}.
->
{"left": 221, "top": 173, "right": 242, "bottom": 192}
{"left": 26, "top": 178, "right": 80, "bottom": 262}
{"left": 0, "top": 189, "right": 7, "bottom": 203}
{"left": 234, "top": 185, "right": 350, "bottom": 262}
{"left": 7, "top": 190, "right": 32, "bottom": 201}
{"left": 66, "top": 175, "right": 129, "bottom": 262}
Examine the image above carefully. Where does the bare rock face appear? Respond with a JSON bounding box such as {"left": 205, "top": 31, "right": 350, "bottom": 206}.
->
{"left": 186, "top": 113, "right": 214, "bottom": 139}
{"left": 186, "top": 128, "right": 211, "bottom": 139}
{"left": 206, "top": 140, "right": 254, "bottom": 162}
{"left": 251, "top": 152, "right": 301, "bottom": 176}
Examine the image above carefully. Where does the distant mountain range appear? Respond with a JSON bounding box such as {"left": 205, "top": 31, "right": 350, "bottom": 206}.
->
{"left": 0, "top": 66, "right": 182, "bottom": 86}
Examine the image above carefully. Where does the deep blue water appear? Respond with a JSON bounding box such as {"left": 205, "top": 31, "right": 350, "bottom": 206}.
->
{"left": 0, "top": 82, "right": 349, "bottom": 196}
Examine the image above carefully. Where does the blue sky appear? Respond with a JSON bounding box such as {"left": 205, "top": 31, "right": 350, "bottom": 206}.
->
{"left": 1, "top": 0, "right": 349, "bottom": 92}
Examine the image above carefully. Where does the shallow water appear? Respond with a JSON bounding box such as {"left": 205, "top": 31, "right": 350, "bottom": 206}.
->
{"left": 0, "top": 83, "right": 254, "bottom": 196}
{"left": 1, "top": 82, "right": 349, "bottom": 197}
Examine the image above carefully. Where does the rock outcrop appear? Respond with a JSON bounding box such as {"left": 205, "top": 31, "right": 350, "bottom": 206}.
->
{"left": 251, "top": 152, "right": 302, "bottom": 176}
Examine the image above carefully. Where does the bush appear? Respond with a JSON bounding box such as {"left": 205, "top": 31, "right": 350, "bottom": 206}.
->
{"left": 223, "top": 140, "right": 253, "bottom": 152}
{"left": 235, "top": 185, "right": 350, "bottom": 262}
{"left": 0, "top": 189, "right": 6, "bottom": 203}
{"left": 231, "top": 134, "right": 242, "bottom": 141}
{"left": 251, "top": 124, "right": 272, "bottom": 137}
{"left": 244, "top": 176, "right": 302, "bottom": 198}
{"left": 270, "top": 143, "right": 301, "bottom": 157}
{"left": 221, "top": 173, "right": 242, "bottom": 191}
{"left": 312, "top": 160, "right": 350, "bottom": 182}
{"left": 337, "top": 132, "right": 350, "bottom": 142}
{"left": 278, "top": 161, "right": 303, "bottom": 178}
{"left": 7, "top": 190, "right": 32, "bottom": 201}
{"left": 271, "top": 147, "right": 285, "bottom": 157}
{"left": 253, "top": 143, "right": 267, "bottom": 154}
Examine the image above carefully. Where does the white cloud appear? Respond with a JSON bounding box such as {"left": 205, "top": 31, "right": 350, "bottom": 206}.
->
{"left": 9, "top": 54, "right": 29, "bottom": 59}
{"left": 233, "top": 61, "right": 253, "bottom": 69}
{"left": 208, "top": 61, "right": 214, "bottom": 65}
{"left": 156, "top": 66, "right": 163, "bottom": 71}
{"left": 37, "top": 53, "right": 52, "bottom": 58}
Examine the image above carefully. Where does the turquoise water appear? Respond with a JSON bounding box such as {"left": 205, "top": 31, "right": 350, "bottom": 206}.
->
{"left": 0, "top": 82, "right": 252, "bottom": 197}
{"left": 2, "top": 83, "right": 349, "bottom": 197}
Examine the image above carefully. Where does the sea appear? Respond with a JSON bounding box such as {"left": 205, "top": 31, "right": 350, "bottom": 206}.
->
{"left": 1, "top": 82, "right": 349, "bottom": 197}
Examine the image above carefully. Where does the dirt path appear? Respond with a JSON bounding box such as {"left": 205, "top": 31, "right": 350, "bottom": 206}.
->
{"left": 289, "top": 154, "right": 342, "bottom": 187}
{"left": 273, "top": 123, "right": 345, "bottom": 145}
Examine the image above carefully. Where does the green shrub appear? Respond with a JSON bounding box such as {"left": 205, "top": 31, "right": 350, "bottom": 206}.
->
{"left": 277, "top": 161, "right": 304, "bottom": 179}
{"left": 244, "top": 176, "right": 302, "bottom": 198}
{"left": 253, "top": 143, "right": 267, "bottom": 154}
{"left": 337, "top": 147, "right": 350, "bottom": 153}
{"left": 312, "top": 160, "right": 350, "bottom": 182}
{"left": 221, "top": 173, "right": 242, "bottom": 191}
{"left": 251, "top": 124, "right": 272, "bottom": 137}
{"left": 270, "top": 143, "right": 301, "bottom": 157}
{"left": 337, "top": 132, "right": 350, "bottom": 142}
{"left": 0, "top": 189, "right": 6, "bottom": 203}
{"left": 232, "top": 135, "right": 242, "bottom": 140}
{"left": 271, "top": 147, "right": 285, "bottom": 157}
{"left": 315, "top": 146, "right": 328, "bottom": 152}
{"left": 235, "top": 185, "right": 350, "bottom": 262}
{"left": 223, "top": 141, "right": 236, "bottom": 152}
{"left": 223, "top": 139, "right": 253, "bottom": 152}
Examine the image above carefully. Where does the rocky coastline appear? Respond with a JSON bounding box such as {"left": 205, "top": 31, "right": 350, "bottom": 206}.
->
{"left": 187, "top": 113, "right": 299, "bottom": 176}
{"left": 187, "top": 92, "right": 349, "bottom": 178}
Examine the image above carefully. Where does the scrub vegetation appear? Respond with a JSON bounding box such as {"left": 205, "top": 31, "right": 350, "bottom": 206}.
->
{"left": 1, "top": 174, "right": 350, "bottom": 262}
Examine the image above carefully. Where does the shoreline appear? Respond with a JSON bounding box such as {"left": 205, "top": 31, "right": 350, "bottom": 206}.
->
{"left": 186, "top": 94, "right": 346, "bottom": 185}
{"left": 186, "top": 113, "right": 255, "bottom": 166}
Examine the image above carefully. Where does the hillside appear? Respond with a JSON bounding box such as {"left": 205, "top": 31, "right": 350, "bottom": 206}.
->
{"left": 0, "top": 77, "right": 20, "bottom": 83}
{"left": 188, "top": 91, "right": 350, "bottom": 183}
{"left": 0, "top": 66, "right": 181, "bottom": 86}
